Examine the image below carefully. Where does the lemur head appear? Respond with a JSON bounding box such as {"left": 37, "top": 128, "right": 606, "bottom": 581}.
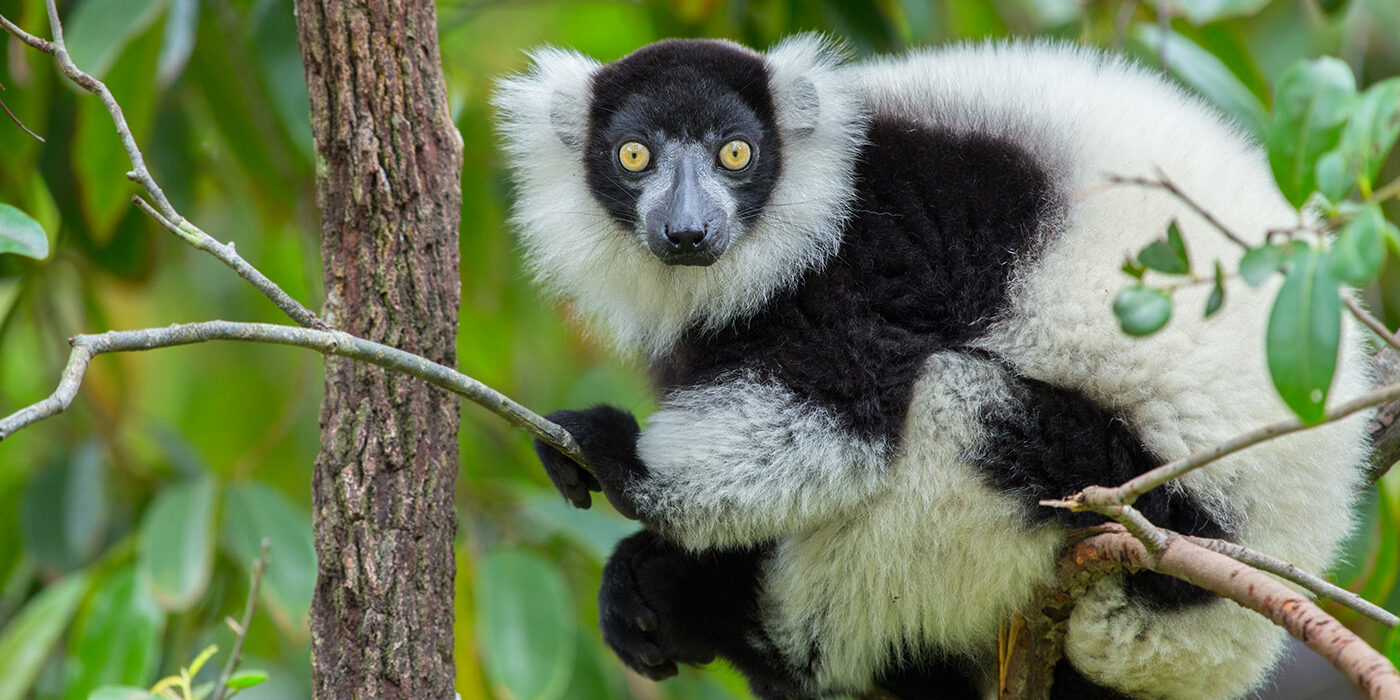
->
{"left": 496, "top": 36, "right": 863, "bottom": 354}
{"left": 583, "top": 40, "right": 783, "bottom": 267}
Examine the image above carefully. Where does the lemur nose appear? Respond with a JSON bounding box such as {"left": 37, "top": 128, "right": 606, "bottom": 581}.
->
{"left": 665, "top": 225, "right": 707, "bottom": 250}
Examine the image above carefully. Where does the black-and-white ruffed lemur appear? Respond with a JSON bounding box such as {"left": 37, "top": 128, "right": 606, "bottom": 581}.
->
{"left": 494, "top": 36, "right": 1372, "bottom": 699}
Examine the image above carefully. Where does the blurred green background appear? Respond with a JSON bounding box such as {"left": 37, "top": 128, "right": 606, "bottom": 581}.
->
{"left": 0, "top": 1, "right": 1398, "bottom": 698}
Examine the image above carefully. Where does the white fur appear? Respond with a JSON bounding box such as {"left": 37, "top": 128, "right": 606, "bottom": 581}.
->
{"left": 763, "top": 354, "right": 1064, "bottom": 693}
{"left": 501, "top": 37, "right": 1373, "bottom": 699}
{"left": 494, "top": 36, "right": 866, "bottom": 356}
{"left": 633, "top": 372, "right": 890, "bottom": 552}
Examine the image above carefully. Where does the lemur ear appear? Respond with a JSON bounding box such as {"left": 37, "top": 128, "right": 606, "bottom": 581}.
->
{"left": 549, "top": 90, "right": 588, "bottom": 150}
{"left": 494, "top": 47, "right": 599, "bottom": 154}
{"left": 764, "top": 34, "right": 853, "bottom": 139}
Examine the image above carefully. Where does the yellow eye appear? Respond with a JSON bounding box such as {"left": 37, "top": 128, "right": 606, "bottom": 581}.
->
{"left": 718, "top": 140, "right": 752, "bottom": 171}
{"left": 618, "top": 141, "right": 651, "bottom": 172}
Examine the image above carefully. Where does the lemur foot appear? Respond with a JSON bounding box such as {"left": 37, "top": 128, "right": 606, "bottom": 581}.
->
{"left": 600, "top": 531, "right": 719, "bottom": 680}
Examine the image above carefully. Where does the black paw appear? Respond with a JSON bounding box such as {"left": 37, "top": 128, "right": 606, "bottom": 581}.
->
{"left": 600, "top": 532, "right": 718, "bottom": 681}
{"left": 533, "top": 406, "right": 644, "bottom": 517}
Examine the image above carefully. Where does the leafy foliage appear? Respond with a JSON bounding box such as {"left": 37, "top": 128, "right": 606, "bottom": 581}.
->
{"left": 0, "top": 0, "right": 1397, "bottom": 698}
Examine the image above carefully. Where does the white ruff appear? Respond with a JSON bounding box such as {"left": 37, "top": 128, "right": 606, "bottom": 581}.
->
{"left": 493, "top": 35, "right": 865, "bottom": 357}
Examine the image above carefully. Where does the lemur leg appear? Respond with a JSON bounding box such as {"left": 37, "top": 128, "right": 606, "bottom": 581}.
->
{"left": 600, "top": 530, "right": 807, "bottom": 698}
{"left": 533, "top": 377, "right": 893, "bottom": 552}
{"left": 975, "top": 365, "right": 1228, "bottom": 610}
{"left": 872, "top": 655, "right": 982, "bottom": 700}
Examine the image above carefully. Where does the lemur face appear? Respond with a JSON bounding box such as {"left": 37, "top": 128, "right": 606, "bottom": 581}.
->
{"left": 583, "top": 41, "right": 784, "bottom": 267}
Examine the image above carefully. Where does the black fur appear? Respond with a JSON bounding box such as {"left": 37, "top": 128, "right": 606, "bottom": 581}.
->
{"left": 874, "top": 653, "right": 982, "bottom": 699}
{"left": 600, "top": 531, "right": 802, "bottom": 698}
{"left": 585, "top": 40, "right": 782, "bottom": 231}
{"left": 538, "top": 98, "right": 1224, "bottom": 695}
{"left": 977, "top": 367, "right": 1227, "bottom": 609}
{"left": 652, "top": 116, "right": 1058, "bottom": 445}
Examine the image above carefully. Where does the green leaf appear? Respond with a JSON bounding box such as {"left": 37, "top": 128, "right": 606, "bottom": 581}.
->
{"left": 86, "top": 687, "right": 159, "bottom": 700}
{"left": 1331, "top": 204, "right": 1388, "bottom": 285}
{"left": 1266, "top": 247, "right": 1342, "bottom": 423}
{"left": 64, "top": 568, "right": 165, "bottom": 700}
{"left": 157, "top": 0, "right": 200, "bottom": 86}
{"left": 1206, "top": 261, "right": 1225, "bottom": 316}
{"left": 1341, "top": 78, "right": 1400, "bottom": 192}
{"left": 1132, "top": 24, "right": 1268, "bottom": 136}
{"left": 1268, "top": 58, "right": 1356, "bottom": 207}
{"left": 1121, "top": 259, "right": 1146, "bottom": 280}
{"left": 21, "top": 442, "right": 109, "bottom": 573}
{"left": 65, "top": 0, "right": 169, "bottom": 79}
{"left": 138, "top": 479, "right": 216, "bottom": 612}
{"left": 475, "top": 550, "right": 575, "bottom": 700}
{"left": 0, "top": 204, "right": 49, "bottom": 260}
{"left": 220, "top": 483, "right": 315, "bottom": 640}
{"left": 1173, "top": 0, "right": 1272, "bottom": 24}
{"left": 1314, "top": 148, "right": 1352, "bottom": 203}
{"left": 518, "top": 491, "right": 635, "bottom": 563}
{"left": 1240, "top": 244, "right": 1285, "bottom": 287}
{"left": 0, "top": 574, "right": 90, "bottom": 700}
{"left": 224, "top": 671, "right": 267, "bottom": 690}
{"left": 1113, "top": 286, "right": 1173, "bottom": 336}
{"left": 1137, "top": 221, "right": 1192, "bottom": 275}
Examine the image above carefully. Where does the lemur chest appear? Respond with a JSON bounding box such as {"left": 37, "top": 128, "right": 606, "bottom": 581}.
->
{"left": 756, "top": 352, "right": 1065, "bottom": 690}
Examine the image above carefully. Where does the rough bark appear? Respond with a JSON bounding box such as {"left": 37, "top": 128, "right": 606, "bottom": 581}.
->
{"left": 293, "top": 1, "right": 463, "bottom": 697}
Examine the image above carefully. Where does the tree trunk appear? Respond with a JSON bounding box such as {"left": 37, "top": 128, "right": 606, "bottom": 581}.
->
{"left": 293, "top": 1, "right": 463, "bottom": 697}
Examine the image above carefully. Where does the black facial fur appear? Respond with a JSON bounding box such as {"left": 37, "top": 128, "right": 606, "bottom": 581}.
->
{"left": 653, "top": 116, "right": 1058, "bottom": 444}
{"left": 584, "top": 40, "right": 782, "bottom": 235}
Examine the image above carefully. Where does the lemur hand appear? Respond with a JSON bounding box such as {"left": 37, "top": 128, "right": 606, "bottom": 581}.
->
{"left": 533, "top": 406, "right": 646, "bottom": 519}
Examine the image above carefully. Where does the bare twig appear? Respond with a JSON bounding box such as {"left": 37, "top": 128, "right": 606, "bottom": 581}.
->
{"left": 0, "top": 321, "right": 590, "bottom": 471}
{"left": 0, "top": 6, "right": 324, "bottom": 330}
{"left": 132, "top": 197, "right": 325, "bottom": 329}
{"left": 0, "top": 13, "right": 53, "bottom": 52}
{"left": 0, "top": 80, "right": 43, "bottom": 142}
{"left": 1105, "top": 172, "right": 1253, "bottom": 249}
{"left": 1346, "top": 296, "right": 1400, "bottom": 353}
{"left": 1071, "top": 532, "right": 1400, "bottom": 698}
{"left": 1048, "top": 380, "right": 1400, "bottom": 512}
{"left": 1183, "top": 534, "right": 1397, "bottom": 627}
{"left": 213, "top": 539, "right": 270, "bottom": 700}
{"left": 1369, "top": 173, "right": 1400, "bottom": 205}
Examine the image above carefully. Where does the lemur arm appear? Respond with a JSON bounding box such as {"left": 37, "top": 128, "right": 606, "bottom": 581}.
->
{"left": 534, "top": 374, "right": 893, "bottom": 551}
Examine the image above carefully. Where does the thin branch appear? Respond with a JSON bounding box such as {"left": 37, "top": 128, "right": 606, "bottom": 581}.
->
{"left": 1105, "top": 172, "right": 1253, "bottom": 249}
{"left": 0, "top": 13, "right": 53, "bottom": 52}
{"left": 33, "top": 0, "right": 175, "bottom": 219}
{"left": 0, "top": 321, "right": 590, "bottom": 471}
{"left": 0, "top": 80, "right": 43, "bottom": 142}
{"left": 1346, "top": 296, "right": 1400, "bottom": 353}
{"left": 132, "top": 197, "right": 325, "bottom": 329}
{"left": 1184, "top": 534, "right": 1397, "bottom": 627}
{"left": 213, "top": 538, "right": 269, "bottom": 700}
{"left": 1050, "top": 379, "right": 1400, "bottom": 511}
{"left": 1072, "top": 532, "right": 1400, "bottom": 699}
{"left": 0, "top": 6, "right": 324, "bottom": 330}
{"left": 1369, "top": 173, "right": 1400, "bottom": 205}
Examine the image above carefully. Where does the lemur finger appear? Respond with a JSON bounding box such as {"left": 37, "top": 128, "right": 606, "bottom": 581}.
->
{"left": 634, "top": 604, "right": 658, "bottom": 632}
{"left": 638, "top": 660, "right": 679, "bottom": 681}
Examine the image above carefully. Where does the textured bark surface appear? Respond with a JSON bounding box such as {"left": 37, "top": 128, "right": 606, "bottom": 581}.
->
{"left": 293, "top": 1, "right": 463, "bottom": 697}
